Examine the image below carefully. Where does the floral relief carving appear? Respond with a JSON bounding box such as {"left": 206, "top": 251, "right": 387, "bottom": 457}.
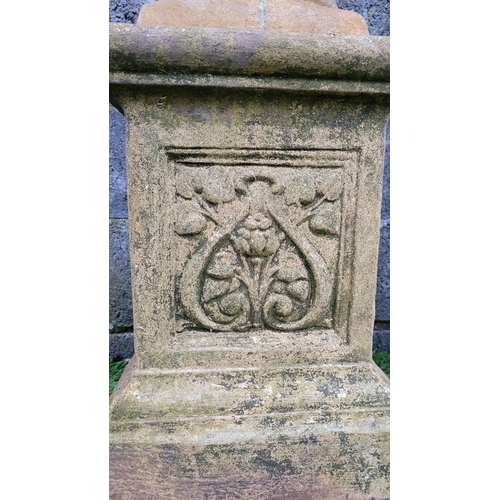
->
{"left": 174, "top": 163, "right": 344, "bottom": 332}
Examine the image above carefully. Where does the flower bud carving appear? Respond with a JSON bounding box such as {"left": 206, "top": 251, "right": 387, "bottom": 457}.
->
{"left": 175, "top": 165, "right": 341, "bottom": 332}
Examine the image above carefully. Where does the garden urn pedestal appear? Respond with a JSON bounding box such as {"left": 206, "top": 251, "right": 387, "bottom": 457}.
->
{"left": 109, "top": 2, "right": 390, "bottom": 497}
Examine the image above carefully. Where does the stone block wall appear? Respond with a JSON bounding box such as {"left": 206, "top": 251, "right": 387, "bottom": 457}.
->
{"left": 109, "top": 0, "right": 390, "bottom": 359}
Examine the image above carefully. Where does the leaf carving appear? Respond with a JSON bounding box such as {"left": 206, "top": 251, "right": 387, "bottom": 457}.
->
{"left": 178, "top": 176, "right": 334, "bottom": 332}
{"left": 286, "top": 280, "right": 310, "bottom": 301}
{"left": 175, "top": 212, "right": 207, "bottom": 235}
{"left": 309, "top": 204, "right": 340, "bottom": 236}
{"left": 219, "top": 292, "right": 246, "bottom": 316}
{"left": 265, "top": 293, "right": 294, "bottom": 319}
{"left": 176, "top": 176, "right": 195, "bottom": 199}
{"left": 203, "top": 277, "right": 240, "bottom": 302}
{"left": 200, "top": 166, "right": 236, "bottom": 204}
{"left": 315, "top": 172, "right": 343, "bottom": 202}
{"left": 206, "top": 264, "right": 234, "bottom": 280}
{"left": 284, "top": 173, "right": 316, "bottom": 206}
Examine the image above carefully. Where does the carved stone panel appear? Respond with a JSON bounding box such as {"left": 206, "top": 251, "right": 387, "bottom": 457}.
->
{"left": 167, "top": 148, "right": 358, "bottom": 340}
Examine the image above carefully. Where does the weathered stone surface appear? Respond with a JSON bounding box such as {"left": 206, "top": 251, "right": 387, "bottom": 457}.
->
{"left": 109, "top": 18, "right": 389, "bottom": 498}
{"left": 109, "top": 219, "right": 134, "bottom": 334}
{"left": 108, "top": 0, "right": 391, "bottom": 348}
{"left": 137, "top": 0, "right": 368, "bottom": 35}
{"left": 109, "top": 24, "right": 389, "bottom": 81}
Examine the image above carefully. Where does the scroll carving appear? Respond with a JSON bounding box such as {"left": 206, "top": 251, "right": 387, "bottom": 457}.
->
{"left": 170, "top": 154, "right": 349, "bottom": 333}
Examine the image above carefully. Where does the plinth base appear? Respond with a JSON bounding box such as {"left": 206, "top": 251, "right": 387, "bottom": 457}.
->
{"left": 110, "top": 357, "right": 389, "bottom": 498}
{"left": 110, "top": 442, "right": 388, "bottom": 499}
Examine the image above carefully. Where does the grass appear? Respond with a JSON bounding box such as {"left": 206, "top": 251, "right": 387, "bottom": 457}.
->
{"left": 109, "top": 359, "right": 129, "bottom": 396}
{"left": 110, "top": 351, "right": 389, "bottom": 396}
{"left": 372, "top": 350, "right": 390, "bottom": 378}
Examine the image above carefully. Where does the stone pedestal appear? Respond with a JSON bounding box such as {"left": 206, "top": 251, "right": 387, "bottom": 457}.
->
{"left": 109, "top": 15, "right": 390, "bottom": 499}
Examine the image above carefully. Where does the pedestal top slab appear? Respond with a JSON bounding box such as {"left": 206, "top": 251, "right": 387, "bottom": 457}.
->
{"left": 109, "top": 23, "right": 389, "bottom": 87}
{"left": 137, "top": 0, "right": 368, "bottom": 35}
